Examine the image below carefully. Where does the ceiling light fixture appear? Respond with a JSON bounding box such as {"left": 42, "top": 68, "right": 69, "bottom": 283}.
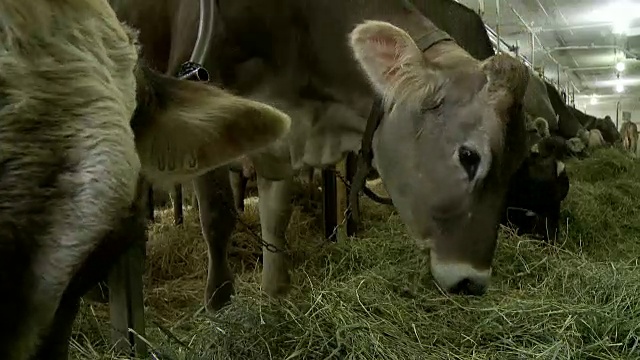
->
{"left": 616, "top": 61, "right": 626, "bottom": 72}
{"left": 616, "top": 83, "right": 625, "bottom": 93}
{"left": 590, "top": 96, "right": 598, "bottom": 105}
{"left": 613, "top": 20, "right": 630, "bottom": 34}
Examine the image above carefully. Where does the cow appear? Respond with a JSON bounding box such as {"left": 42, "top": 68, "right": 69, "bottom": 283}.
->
{"left": 111, "top": 0, "right": 580, "bottom": 303}
{"left": 620, "top": 120, "right": 639, "bottom": 155}
{"left": 587, "top": 129, "right": 606, "bottom": 149}
{"left": 568, "top": 107, "right": 620, "bottom": 145}
{"left": 0, "top": 0, "right": 291, "bottom": 358}
{"left": 523, "top": 75, "right": 560, "bottom": 133}
{"left": 227, "top": 0, "right": 562, "bottom": 216}
{"left": 543, "top": 81, "right": 589, "bottom": 145}
{"left": 602, "top": 115, "right": 620, "bottom": 144}
{"left": 502, "top": 137, "right": 570, "bottom": 241}
{"left": 226, "top": 0, "right": 565, "bottom": 220}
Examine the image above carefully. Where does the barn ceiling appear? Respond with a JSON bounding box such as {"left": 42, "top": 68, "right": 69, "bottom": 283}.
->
{"left": 453, "top": 0, "right": 640, "bottom": 112}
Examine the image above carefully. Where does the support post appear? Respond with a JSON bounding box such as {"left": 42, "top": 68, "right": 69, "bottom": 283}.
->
{"left": 495, "top": 0, "right": 501, "bottom": 53}
{"left": 556, "top": 63, "right": 560, "bottom": 88}
{"left": 322, "top": 167, "right": 338, "bottom": 241}
{"left": 345, "top": 152, "right": 359, "bottom": 237}
{"left": 530, "top": 30, "right": 535, "bottom": 67}
{"left": 108, "top": 236, "right": 147, "bottom": 358}
{"left": 336, "top": 159, "right": 348, "bottom": 241}
{"left": 173, "top": 184, "right": 183, "bottom": 225}
{"left": 570, "top": 86, "right": 575, "bottom": 106}
{"left": 146, "top": 184, "right": 154, "bottom": 222}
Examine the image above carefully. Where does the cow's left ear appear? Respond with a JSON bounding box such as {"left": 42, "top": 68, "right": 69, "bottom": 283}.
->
{"left": 131, "top": 67, "right": 291, "bottom": 185}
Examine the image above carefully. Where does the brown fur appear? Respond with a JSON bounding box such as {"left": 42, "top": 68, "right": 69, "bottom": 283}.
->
{"left": 621, "top": 121, "right": 638, "bottom": 154}
{"left": 0, "top": 0, "right": 290, "bottom": 358}
{"left": 112, "top": 0, "right": 531, "bottom": 301}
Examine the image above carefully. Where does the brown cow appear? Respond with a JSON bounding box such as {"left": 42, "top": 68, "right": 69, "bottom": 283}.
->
{"left": 0, "top": 0, "right": 291, "bottom": 358}
{"left": 587, "top": 129, "right": 606, "bottom": 149}
{"left": 621, "top": 120, "right": 639, "bottom": 155}
{"left": 111, "top": 0, "right": 530, "bottom": 300}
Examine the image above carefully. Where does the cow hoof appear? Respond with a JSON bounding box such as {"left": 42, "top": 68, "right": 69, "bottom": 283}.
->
{"left": 204, "top": 279, "right": 235, "bottom": 313}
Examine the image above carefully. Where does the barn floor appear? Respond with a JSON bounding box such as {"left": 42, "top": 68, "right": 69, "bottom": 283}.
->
{"left": 71, "top": 148, "right": 640, "bottom": 360}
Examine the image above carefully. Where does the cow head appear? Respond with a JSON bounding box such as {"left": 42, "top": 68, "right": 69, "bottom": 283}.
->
{"left": 503, "top": 137, "right": 570, "bottom": 241}
{"left": 596, "top": 116, "right": 620, "bottom": 144}
{"left": 349, "top": 21, "right": 529, "bottom": 295}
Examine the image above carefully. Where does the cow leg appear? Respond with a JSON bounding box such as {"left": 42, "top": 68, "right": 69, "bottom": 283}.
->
{"left": 229, "top": 170, "right": 248, "bottom": 213}
{"left": 32, "top": 293, "right": 81, "bottom": 360}
{"left": 193, "top": 166, "right": 237, "bottom": 312}
{"left": 257, "top": 174, "right": 294, "bottom": 297}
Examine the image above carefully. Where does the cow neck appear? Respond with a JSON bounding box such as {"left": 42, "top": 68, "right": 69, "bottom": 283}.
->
{"left": 348, "top": 28, "right": 454, "bottom": 221}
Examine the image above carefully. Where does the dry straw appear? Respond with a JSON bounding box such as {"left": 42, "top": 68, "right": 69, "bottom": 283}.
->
{"left": 72, "top": 148, "right": 640, "bottom": 359}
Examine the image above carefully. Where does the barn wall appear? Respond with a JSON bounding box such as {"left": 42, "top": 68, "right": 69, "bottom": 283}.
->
{"left": 575, "top": 98, "right": 640, "bottom": 128}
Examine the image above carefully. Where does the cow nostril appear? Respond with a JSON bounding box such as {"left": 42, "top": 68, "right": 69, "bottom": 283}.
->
{"left": 449, "top": 278, "right": 487, "bottom": 296}
{"left": 458, "top": 145, "right": 481, "bottom": 181}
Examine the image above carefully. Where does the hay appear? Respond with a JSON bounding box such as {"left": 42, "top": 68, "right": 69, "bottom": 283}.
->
{"left": 72, "top": 148, "right": 640, "bottom": 359}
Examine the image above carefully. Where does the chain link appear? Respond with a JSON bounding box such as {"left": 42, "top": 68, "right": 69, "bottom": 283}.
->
{"left": 169, "top": 167, "right": 363, "bottom": 254}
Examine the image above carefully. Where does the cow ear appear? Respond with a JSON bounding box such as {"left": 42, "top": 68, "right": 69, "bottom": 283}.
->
{"left": 348, "top": 20, "right": 441, "bottom": 104}
{"left": 481, "top": 53, "right": 529, "bottom": 117}
{"left": 132, "top": 68, "right": 291, "bottom": 185}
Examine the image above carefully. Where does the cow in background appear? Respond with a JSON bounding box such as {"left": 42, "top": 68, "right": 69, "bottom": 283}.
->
{"left": 621, "top": 121, "right": 639, "bottom": 155}
{"left": 587, "top": 129, "right": 606, "bottom": 149}
{"left": 502, "top": 136, "right": 570, "bottom": 241}
{"left": 568, "top": 107, "right": 620, "bottom": 146}
{"left": 0, "top": 0, "right": 291, "bottom": 358}
{"left": 543, "top": 82, "right": 590, "bottom": 148}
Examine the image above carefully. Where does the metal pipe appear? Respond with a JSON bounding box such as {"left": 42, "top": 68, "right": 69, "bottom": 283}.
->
{"left": 538, "top": 22, "right": 611, "bottom": 33}
{"left": 495, "top": 0, "right": 500, "bottom": 53}
{"left": 556, "top": 63, "right": 560, "bottom": 88}
{"left": 510, "top": 5, "right": 580, "bottom": 94}
{"left": 530, "top": 30, "right": 535, "bottom": 67}
{"left": 571, "top": 86, "right": 575, "bottom": 106}
{"left": 567, "top": 65, "right": 619, "bottom": 72}
{"left": 551, "top": 45, "right": 624, "bottom": 52}
{"left": 550, "top": 45, "right": 637, "bottom": 60}
{"left": 486, "top": 26, "right": 533, "bottom": 69}
{"left": 535, "top": 0, "right": 550, "bottom": 18}
{"left": 190, "top": 0, "right": 215, "bottom": 65}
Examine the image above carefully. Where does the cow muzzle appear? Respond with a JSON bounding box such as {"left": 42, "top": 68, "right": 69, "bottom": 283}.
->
{"left": 429, "top": 250, "right": 491, "bottom": 296}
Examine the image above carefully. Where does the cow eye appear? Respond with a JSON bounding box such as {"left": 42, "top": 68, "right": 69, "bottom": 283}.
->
{"left": 420, "top": 99, "right": 443, "bottom": 114}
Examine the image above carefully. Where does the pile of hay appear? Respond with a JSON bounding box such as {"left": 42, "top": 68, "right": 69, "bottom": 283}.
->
{"left": 72, "top": 148, "right": 640, "bottom": 359}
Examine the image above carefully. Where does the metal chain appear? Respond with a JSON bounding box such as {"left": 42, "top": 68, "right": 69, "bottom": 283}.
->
{"left": 209, "top": 180, "right": 290, "bottom": 254}
{"left": 211, "top": 168, "right": 354, "bottom": 254}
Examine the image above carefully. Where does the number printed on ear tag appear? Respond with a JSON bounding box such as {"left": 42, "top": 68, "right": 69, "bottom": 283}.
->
{"left": 157, "top": 152, "right": 166, "bottom": 171}
{"left": 167, "top": 152, "right": 176, "bottom": 171}
{"left": 185, "top": 152, "right": 198, "bottom": 169}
